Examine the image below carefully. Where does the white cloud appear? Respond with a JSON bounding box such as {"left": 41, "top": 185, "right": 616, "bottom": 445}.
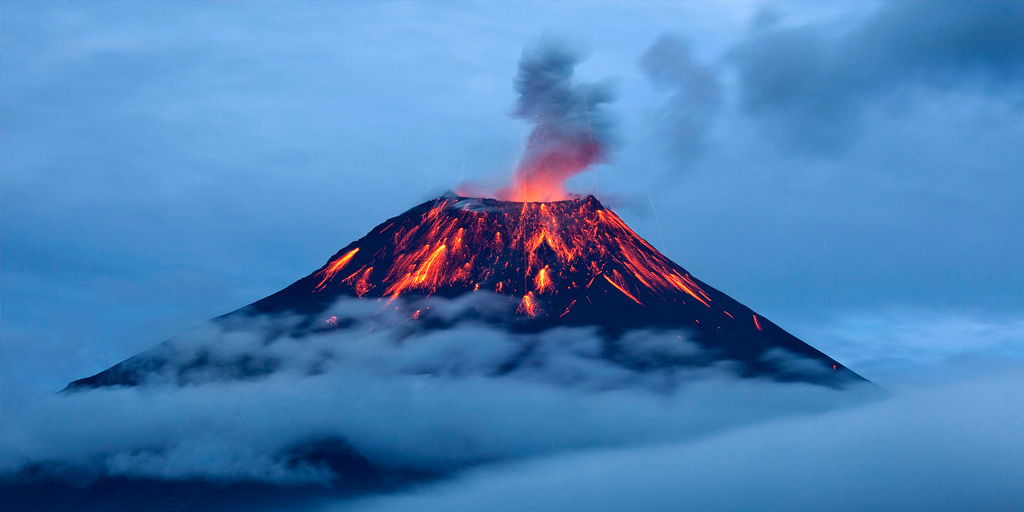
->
{"left": 349, "top": 362, "right": 1024, "bottom": 512}
{"left": 2, "top": 307, "right": 870, "bottom": 484}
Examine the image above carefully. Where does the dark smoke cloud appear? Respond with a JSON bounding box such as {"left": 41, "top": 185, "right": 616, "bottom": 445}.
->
{"left": 634, "top": 3, "right": 1024, "bottom": 157}
{"left": 640, "top": 35, "right": 723, "bottom": 163}
{"left": 500, "top": 41, "right": 614, "bottom": 201}
{"left": 728, "top": 2, "right": 1024, "bottom": 153}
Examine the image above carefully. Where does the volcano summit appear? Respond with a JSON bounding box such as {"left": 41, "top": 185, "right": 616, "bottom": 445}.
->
{"left": 67, "top": 193, "right": 863, "bottom": 391}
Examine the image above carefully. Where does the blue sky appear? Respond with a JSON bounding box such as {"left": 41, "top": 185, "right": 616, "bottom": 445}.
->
{"left": 3, "top": 2, "right": 1024, "bottom": 509}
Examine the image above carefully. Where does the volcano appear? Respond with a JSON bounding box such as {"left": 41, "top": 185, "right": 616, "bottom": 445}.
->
{"left": 66, "top": 193, "right": 863, "bottom": 391}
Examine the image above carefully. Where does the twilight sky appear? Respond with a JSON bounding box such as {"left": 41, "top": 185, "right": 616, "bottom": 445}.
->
{"left": 3, "top": 1, "right": 1024, "bottom": 402}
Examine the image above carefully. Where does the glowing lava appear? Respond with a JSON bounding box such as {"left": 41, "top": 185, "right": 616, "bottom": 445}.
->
{"left": 313, "top": 248, "right": 359, "bottom": 292}
{"left": 307, "top": 194, "right": 717, "bottom": 319}
{"left": 517, "top": 292, "right": 539, "bottom": 317}
{"left": 501, "top": 139, "right": 603, "bottom": 202}
{"left": 66, "top": 192, "right": 867, "bottom": 393}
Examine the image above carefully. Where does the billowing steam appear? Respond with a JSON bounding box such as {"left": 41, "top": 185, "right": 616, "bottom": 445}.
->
{"left": 499, "top": 42, "right": 614, "bottom": 202}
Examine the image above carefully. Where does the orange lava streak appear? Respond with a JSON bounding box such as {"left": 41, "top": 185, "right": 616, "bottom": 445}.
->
{"left": 559, "top": 298, "right": 577, "bottom": 318}
{"left": 452, "top": 227, "right": 465, "bottom": 252}
{"left": 753, "top": 314, "right": 763, "bottom": 331}
{"left": 386, "top": 244, "right": 448, "bottom": 297}
{"left": 681, "top": 273, "right": 712, "bottom": 302}
{"left": 526, "top": 227, "right": 574, "bottom": 262}
{"left": 396, "top": 225, "right": 420, "bottom": 248}
{"left": 597, "top": 209, "right": 712, "bottom": 306}
{"left": 314, "top": 196, "right": 724, "bottom": 321}
{"left": 345, "top": 266, "right": 374, "bottom": 297}
{"left": 598, "top": 210, "right": 659, "bottom": 254}
{"left": 517, "top": 292, "right": 539, "bottom": 317}
{"left": 666, "top": 274, "right": 712, "bottom": 307}
{"left": 534, "top": 265, "right": 553, "bottom": 294}
{"left": 603, "top": 271, "right": 643, "bottom": 305}
{"left": 313, "top": 248, "right": 360, "bottom": 292}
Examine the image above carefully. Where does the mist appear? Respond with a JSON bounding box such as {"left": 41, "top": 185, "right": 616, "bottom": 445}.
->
{"left": 2, "top": 295, "right": 873, "bottom": 486}
{"left": 8, "top": 296, "right": 1023, "bottom": 512}
{"left": 350, "top": 362, "right": 1024, "bottom": 512}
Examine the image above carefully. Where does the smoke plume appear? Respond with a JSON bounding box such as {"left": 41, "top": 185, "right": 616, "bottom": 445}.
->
{"left": 640, "top": 35, "right": 723, "bottom": 163}
{"left": 500, "top": 42, "right": 614, "bottom": 202}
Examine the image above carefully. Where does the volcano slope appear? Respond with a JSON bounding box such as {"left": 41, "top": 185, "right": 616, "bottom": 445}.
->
{"left": 66, "top": 194, "right": 864, "bottom": 392}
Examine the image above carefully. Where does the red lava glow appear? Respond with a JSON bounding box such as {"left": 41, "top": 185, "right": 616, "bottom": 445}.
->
{"left": 313, "top": 248, "right": 360, "bottom": 292}
{"left": 534, "top": 265, "right": 553, "bottom": 294}
{"left": 500, "top": 142, "right": 602, "bottom": 202}
{"left": 310, "top": 196, "right": 719, "bottom": 318}
{"left": 346, "top": 267, "right": 374, "bottom": 297}
{"left": 517, "top": 292, "right": 539, "bottom": 317}
{"left": 603, "top": 272, "right": 642, "bottom": 305}
{"left": 753, "top": 314, "right": 763, "bottom": 331}
{"left": 559, "top": 299, "right": 577, "bottom": 318}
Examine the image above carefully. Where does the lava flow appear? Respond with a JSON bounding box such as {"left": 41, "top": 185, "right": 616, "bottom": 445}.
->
{"left": 296, "top": 194, "right": 713, "bottom": 320}
{"left": 215, "top": 190, "right": 862, "bottom": 387}
{"left": 68, "top": 192, "right": 865, "bottom": 392}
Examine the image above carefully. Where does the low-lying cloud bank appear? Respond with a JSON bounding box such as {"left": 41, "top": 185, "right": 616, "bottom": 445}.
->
{"left": 349, "top": 361, "right": 1024, "bottom": 512}
{"left": 7, "top": 296, "right": 1022, "bottom": 512}
{"left": 3, "top": 369, "right": 863, "bottom": 485}
{"left": 60, "top": 293, "right": 849, "bottom": 392}
{"left": 2, "top": 295, "right": 872, "bottom": 486}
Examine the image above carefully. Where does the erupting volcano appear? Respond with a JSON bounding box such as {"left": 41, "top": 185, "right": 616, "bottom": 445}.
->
{"left": 65, "top": 42, "right": 863, "bottom": 392}
{"left": 67, "top": 192, "right": 863, "bottom": 391}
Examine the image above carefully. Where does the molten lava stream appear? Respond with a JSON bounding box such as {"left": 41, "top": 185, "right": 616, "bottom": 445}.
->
{"left": 313, "top": 248, "right": 360, "bottom": 292}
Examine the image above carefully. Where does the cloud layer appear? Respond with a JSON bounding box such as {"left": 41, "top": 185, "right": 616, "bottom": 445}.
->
{"left": 2, "top": 311, "right": 868, "bottom": 485}
{"left": 351, "top": 362, "right": 1024, "bottom": 512}
{"left": 726, "top": 2, "right": 1024, "bottom": 153}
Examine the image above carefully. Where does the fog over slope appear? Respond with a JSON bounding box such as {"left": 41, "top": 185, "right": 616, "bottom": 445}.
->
{"left": 350, "top": 362, "right": 1024, "bottom": 512}
{"left": 3, "top": 297, "right": 874, "bottom": 484}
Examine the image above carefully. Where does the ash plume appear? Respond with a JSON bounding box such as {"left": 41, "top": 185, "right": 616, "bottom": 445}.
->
{"left": 640, "top": 35, "right": 723, "bottom": 163}
{"left": 500, "top": 42, "right": 614, "bottom": 202}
